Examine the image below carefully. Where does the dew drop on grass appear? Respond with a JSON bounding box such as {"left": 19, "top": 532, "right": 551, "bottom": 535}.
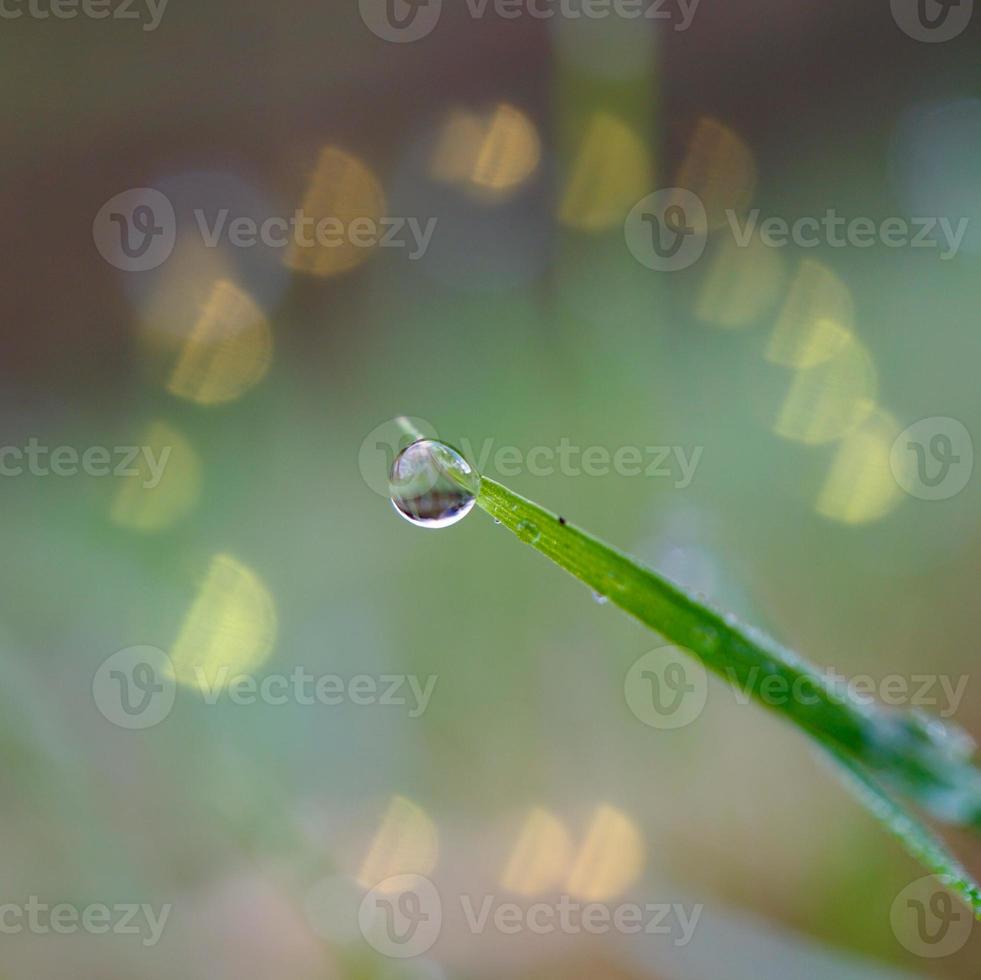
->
{"left": 515, "top": 519, "right": 540, "bottom": 543}
{"left": 690, "top": 624, "right": 720, "bottom": 652}
{"left": 389, "top": 439, "right": 480, "bottom": 529}
{"left": 907, "top": 709, "right": 977, "bottom": 761}
{"left": 591, "top": 591, "right": 609, "bottom": 605}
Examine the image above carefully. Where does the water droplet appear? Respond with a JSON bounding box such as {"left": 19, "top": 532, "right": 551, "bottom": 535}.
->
{"left": 389, "top": 439, "right": 480, "bottom": 529}
{"left": 493, "top": 518, "right": 502, "bottom": 525}
{"left": 906, "top": 709, "right": 977, "bottom": 761}
{"left": 591, "top": 591, "right": 609, "bottom": 605}
{"left": 690, "top": 624, "right": 720, "bottom": 652}
{"left": 515, "top": 519, "right": 540, "bottom": 543}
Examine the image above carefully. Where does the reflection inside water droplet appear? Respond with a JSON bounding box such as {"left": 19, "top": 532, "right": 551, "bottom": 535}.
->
{"left": 389, "top": 439, "right": 480, "bottom": 529}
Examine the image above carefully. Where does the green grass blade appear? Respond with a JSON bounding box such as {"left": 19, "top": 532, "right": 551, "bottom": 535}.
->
{"left": 475, "top": 476, "right": 981, "bottom": 876}
{"left": 824, "top": 746, "right": 981, "bottom": 917}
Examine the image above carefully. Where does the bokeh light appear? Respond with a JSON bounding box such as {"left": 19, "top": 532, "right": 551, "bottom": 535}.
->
{"left": 558, "top": 113, "right": 651, "bottom": 231}
{"left": 109, "top": 420, "right": 202, "bottom": 532}
{"left": 285, "top": 146, "right": 386, "bottom": 278}
{"left": 167, "top": 279, "right": 273, "bottom": 406}
{"left": 816, "top": 407, "right": 905, "bottom": 525}
{"left": 766, "top": 259, "right": 856, "bottom": 369}
{"left": 673, "top": 116, "right": 757, "bottom": 232}
{"left": 499, "top": 807, "right": 574, "bottom": 896}
{"left": 773, "top": 329, "right": 878, "bottom": 445}
{"left": 357, "top": 795, "right": 439, "bottom": 892}
{"left": 565, "top": 805, "right": 644, "bottom": 902}
{"left": 695, "top": 236, "right": 786, "bottom": 329}
{"left": 430, "top": 103, "right": 541, "bottom": 202}
{"left": 169, "top": 553, "right": 278, "bottom": 691}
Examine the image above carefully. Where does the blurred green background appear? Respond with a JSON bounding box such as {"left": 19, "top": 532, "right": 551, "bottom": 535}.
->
{"left": 1, "top": 0, "right": 980, "bottom": 976}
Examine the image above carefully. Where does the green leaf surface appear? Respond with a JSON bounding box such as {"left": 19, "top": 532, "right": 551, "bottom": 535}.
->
{"left": 475, "top": 475, "right": 981, "bottom": 916}
{"left": 825, "top": 746, "right": 981, "bottom": 917}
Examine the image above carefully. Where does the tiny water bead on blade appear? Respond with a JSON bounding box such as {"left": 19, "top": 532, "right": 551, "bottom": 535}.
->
{"left": 389, "top": 439, "right": 481, "bottom": 529}
{"left": 514, "top": 519, "right": 540, "bottom": 543}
